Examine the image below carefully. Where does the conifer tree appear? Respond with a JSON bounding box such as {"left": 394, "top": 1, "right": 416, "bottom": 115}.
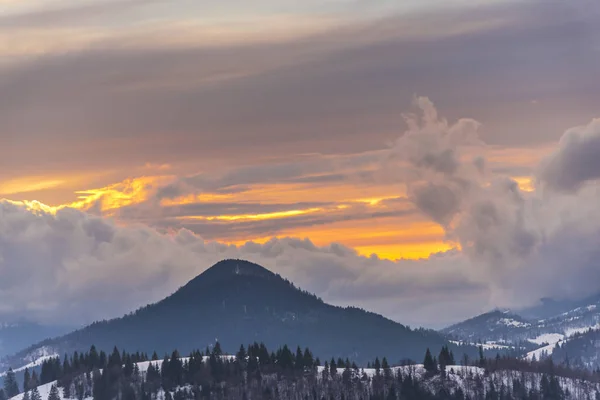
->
{"left": 329, "top": 358, "right": 336, "bottom": 377}
{"left": 23, "top": 369, "right": 31, "bottom": 392}
{"left": 303, "top": 348, "right": 314, "bottom": 369}
{"left": 30, "top": 372, "right": 39, "bottom": 390}
{"left": 478, "top": 345, "right": 485, "bottom": 367}
{"left": 423, "top": 348, "right": 436, "bottom": 375}
{"left": 0, "top": 389, "right": 6, "bottom": 400}
{"left": 22, "top": 391, "right": 30, "bottom": 400}
{"left": 63, "top": 383, "right": 71, "bottom": 400}
{"left": 213, "top": 342, "right": 222, "bottom": 356}
{"left": 3, "top": 368, "right": 19, "bottom": 398}
{"left": 30, "top": 387, "right": 42, "bottom": 400}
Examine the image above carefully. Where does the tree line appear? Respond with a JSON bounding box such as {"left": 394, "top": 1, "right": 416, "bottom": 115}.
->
{"left": 2, "top": 343, "right": 600, "bottom": 400}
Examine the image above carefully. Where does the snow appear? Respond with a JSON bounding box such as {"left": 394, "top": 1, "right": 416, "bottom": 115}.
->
{"left": 449, "top": 340, "right": 512, "bottom": 350}
{"left": 8, "top": 380, "right": 83, "bottom": 400}
{"left": 524, "top": 325, "right": 600, "bottom": 361}
{"left": 565, "top": 323, "right": 600, "bottom": 337}
{"left": 497, "top": 318, "right": 530, "bottom": 328}
{"left": 527, "top": 333, "right": 564, "bottom": 345}
{"left": 526, "top": 342, "right": 557, "bottom": 361}
{"left": 0, "top": 354, "right": 59, "bottom": 377}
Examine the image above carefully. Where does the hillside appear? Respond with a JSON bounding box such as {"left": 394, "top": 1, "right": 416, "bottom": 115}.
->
{"left": 4, "top": 259, "right": 462, "bottom": 367}
{"left": 441, "top": 310, "right": 533, "bottom": 343}
{"left": 7, "top": 347, "right": 600, "bottom": 400}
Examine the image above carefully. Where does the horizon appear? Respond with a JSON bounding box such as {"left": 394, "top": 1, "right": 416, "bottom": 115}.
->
{"left": 1, "top": 0, "right": 600, "bottom": 330}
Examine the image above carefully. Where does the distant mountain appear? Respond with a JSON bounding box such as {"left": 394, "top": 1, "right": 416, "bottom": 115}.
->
{"left": 441, "top": 293, "right": 600, "bottom": 368}
{"left": 0, "top": 321, "right": 71, "bottom": 358}
{"left": 441, "top": 310, "right": 533, "bottom": 343}
{"left": 4, "top": 259, "right": 467, "bottom": 369}
{"left": 518, "top": 292, "right": 600, "bottom": 320}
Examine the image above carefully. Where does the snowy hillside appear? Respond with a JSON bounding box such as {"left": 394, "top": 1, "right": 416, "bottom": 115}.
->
{"left": 442, "top": 297, "right": 600, "bottom": 368}
{"left": 8, "top": 359, "right": 600, "bottom": 400}
{"left": 318, "top": 364, "right": 599, "bottom": 399}
{"left": 9, "top": 381, "right": 74, "bottom": 400}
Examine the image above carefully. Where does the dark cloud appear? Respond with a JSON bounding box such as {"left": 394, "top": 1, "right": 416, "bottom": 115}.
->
{"left": 412, "top": 184, "right": 460, "bottom": 227}
{"left": 538, "top": 119, "right": 600, "bottom": 192}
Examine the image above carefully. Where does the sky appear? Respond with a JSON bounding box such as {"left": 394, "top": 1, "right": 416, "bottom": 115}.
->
{"left": 1, "top": 0, "right": 600, "bottom": 329}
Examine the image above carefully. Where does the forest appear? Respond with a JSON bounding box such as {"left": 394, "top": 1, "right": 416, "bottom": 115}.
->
{"left": 3, "top": 342, "right": 600, "bottom": 400}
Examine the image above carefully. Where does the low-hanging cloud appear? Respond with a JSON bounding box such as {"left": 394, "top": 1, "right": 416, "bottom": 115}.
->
{"left": 0, "top": 200, "right": 486, "bottom": 329}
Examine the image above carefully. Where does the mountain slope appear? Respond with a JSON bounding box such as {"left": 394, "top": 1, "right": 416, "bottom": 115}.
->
{"left": 442, "top": 310, "right": 533, "bottom": 343}
{"left": 6, "top": 259, "right": 461, "bottom": 367}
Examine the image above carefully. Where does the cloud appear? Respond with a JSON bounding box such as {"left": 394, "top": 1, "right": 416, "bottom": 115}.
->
{"left": 3, "top": 96, "right": 600, "bottom": 331}
{"left": 387, "top": 96, "right": 484, "bottom": 227}
{"left": 1, "top": 0, "right": 598, "bottom": 177}
{"left": 0, "top": 200, "right": 486, "bottom": 329}
{"left": 538, "top": 118, "right": 600, "bottom": 192}
{"left": 389, "top": 98, "right": 600, "bottom": 309}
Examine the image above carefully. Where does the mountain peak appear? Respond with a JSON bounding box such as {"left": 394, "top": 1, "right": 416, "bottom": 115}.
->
{"left": 180, "top": 259, "right": 278, "bottom": 291}
{"left": 205, "top": 259, "right": 276, "bottom": 279}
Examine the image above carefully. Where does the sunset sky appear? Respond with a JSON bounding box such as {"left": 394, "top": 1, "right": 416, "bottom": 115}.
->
{"left": 1, "top": 0, "right": 600, "bottom": 328}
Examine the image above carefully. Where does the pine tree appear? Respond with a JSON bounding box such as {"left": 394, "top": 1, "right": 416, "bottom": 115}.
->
{"left": 478, "top": 345, "right": 485, "bottom": 367}
{"left": 23, "top": 369, "right": 31, "bottom": 392}
{"left": 52, "top": 383, "right": 65, "bottom": 400}
{"left": 3, "top": 368, "right": 19, "bottom": 398}
{"left": 0, "top": 389, "right": 6, "bottom": 400}
{"left": 63, "top": 383, "right": 71, "bottom": 400}
{"left": 30, "top": 372, "right": 39, "bottom": 391}
{"left": 213, "top": 342, "right": 222, "bottom": 356}
{"left": 23, "top": 391, "right": 30, "bottom": 400}
{"left": 30, "top": 387, "right": 42, "bottom": 400}
{"left": 423, "top": 348, "right": 436, "bottom": 375}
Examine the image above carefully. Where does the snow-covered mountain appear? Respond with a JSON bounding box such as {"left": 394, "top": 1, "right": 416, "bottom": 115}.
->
{"left": 441, "top": 294, "right": 600, "bottom": 368}
{"left": 442, "top": 310, "right": 533, "bottom": 343}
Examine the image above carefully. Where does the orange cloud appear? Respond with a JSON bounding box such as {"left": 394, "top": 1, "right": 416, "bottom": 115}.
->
{"left": 512, "top": 176, "right": 535, "bottom": 192}
{"left": 177, "top": 207, "right": 323, "bottom": 222}
{"left": 67, "top": 176, "right": 173, "bottom": 214}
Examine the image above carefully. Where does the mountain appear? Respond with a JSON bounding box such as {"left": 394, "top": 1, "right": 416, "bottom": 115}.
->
{"left": 519, "top": 292, "right": 600, "bottom": 321}
{"left": 0, "top": 321, "right": 71, "bottom": 358}
{"left": 4, "top": 259, "right": 465, "bottom": 369}
{"left": 441, "top": 293, "right": 600, "bottom": 368}
{"left": 441, "top": 310, "right": 533, "bottom": 343}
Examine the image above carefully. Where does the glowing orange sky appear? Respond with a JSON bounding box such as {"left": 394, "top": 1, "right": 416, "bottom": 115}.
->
{"left": 0, "top": 147, "right": 541, "bottom": 261}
